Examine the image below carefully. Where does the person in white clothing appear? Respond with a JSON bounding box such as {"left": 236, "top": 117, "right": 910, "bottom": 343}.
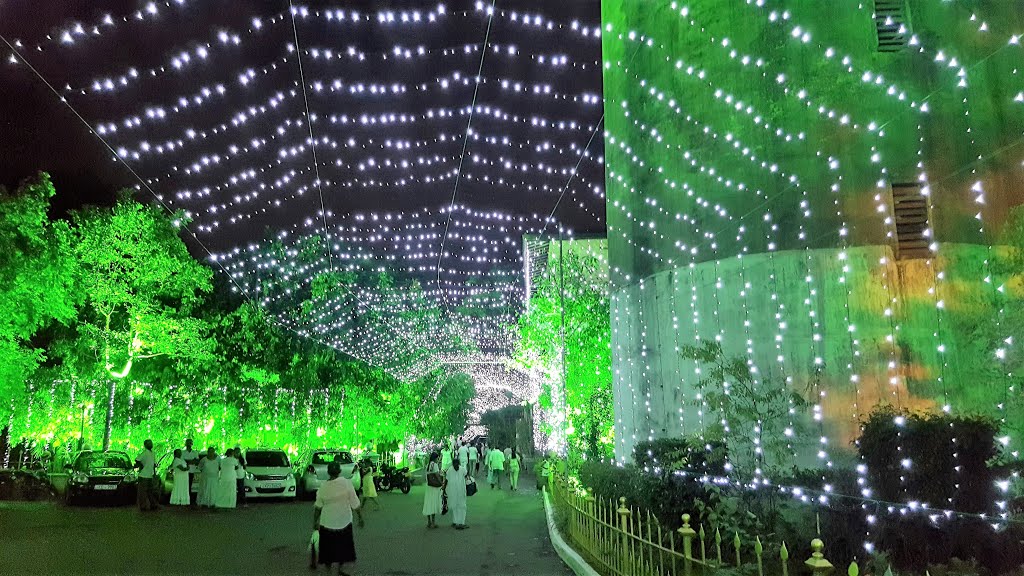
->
{"left": 467, "top": 443, "right": 479, "bottom": 474}
{"left": 443, "top": 458, "right": 469, "bottom": 529}
{"left": 169, "top": 449, "right": 190, "bottom": 506}
{"left": 314, "top": 462, "right": 361, "bottom": 574}
{"left": 197, "top": 447, "right": 219, "bottom": 508}
{"left": 422, "top": 452, "right": 443, "bottom": 528}
{"left": 502, "top": 447, "right": 513, "bottom": 486}
{"left": 181, "top": 438, "right": 200, "bottom": 505}
{"left": 216, "top": 449, "right": 239, "bottom": 509}
{"left": 134, "top": 439, "right": 159, "bottom": 511}
{"left": 440, "top": 442, "right": 453, "bottom": 471}
{"left": 457, "top": 442, "right": 469, "bottom": 470}
{"left": 486, "top": 446, "right": 505, "bottom": 489}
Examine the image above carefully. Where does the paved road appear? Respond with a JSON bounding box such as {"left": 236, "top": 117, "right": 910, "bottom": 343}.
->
{"left": 0, "top": 471, "right": 570, "bottom": 575}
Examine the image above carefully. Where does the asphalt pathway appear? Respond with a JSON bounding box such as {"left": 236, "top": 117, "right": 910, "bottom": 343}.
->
{"left": 0, "top": 469, "right": 571, "bottom": 576}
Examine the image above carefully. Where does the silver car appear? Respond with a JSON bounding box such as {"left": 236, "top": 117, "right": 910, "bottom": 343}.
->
{"left": 300, "top": 450, "right": 361, "bottom": 496}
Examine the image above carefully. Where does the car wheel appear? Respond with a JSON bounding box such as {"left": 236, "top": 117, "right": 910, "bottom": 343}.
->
{"left": 400, "top": 482, "right": 411, "bottom": 494}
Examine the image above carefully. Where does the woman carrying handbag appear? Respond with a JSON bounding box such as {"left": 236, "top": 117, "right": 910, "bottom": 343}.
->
{"left": 422, "top": 451, "right": 443, "bottom": 529}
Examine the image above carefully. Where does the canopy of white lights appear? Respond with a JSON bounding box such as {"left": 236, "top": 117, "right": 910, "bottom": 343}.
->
{"left": 4, "top": 0, "right": 607, "bottom": 394}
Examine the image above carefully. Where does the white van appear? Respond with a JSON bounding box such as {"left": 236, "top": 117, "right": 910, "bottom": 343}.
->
{"left": 242, "top": 449, "right": 297, "bottom": 499}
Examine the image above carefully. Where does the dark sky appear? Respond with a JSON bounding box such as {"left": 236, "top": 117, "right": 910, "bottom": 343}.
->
{"left": 0, "top": 0, "right": 606, "bottom": 239}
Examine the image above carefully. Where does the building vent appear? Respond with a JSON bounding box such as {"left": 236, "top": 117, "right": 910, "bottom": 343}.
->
{"left": 891, "top": 182, "right": 930, "bottom": 260}
{"left": 873, "top": 0, "right": 910, "bottom": 52}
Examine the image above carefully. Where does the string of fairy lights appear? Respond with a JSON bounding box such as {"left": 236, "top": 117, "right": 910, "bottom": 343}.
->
{"left": 3, "top": 0, "right": 605, "bottom": 383}
{"left": 602, "top": 0, "right": 1024, "bottom": 550}
{"left": 5, "top": 0, "right": 1023, "bottom": 555}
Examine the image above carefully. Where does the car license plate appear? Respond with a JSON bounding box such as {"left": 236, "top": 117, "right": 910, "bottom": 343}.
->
{"left": 263, "top": 482, "right": 282, "bottom": 488}
{"left": 94, "top": 484, "right": 118, "bottom": 491}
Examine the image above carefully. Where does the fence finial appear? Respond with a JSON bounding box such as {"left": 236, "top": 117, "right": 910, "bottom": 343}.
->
{"left": 679, "top": 514, "right": 697, "bottom": 574}
{"left": 805, "top": 538, "right": 834, "bottom": 575}
{"left": 849, "top": 561, "right": 860, "bottom": 576}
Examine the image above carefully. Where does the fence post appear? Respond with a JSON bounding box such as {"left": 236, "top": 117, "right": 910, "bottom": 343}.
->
{"left": 715, "top": 527, "right": 723, "bottom": 566}
{"left": 805, "top": 538, "right": 834, "bottom": 576}
{"left": 699, "top": 524, "right": 707, "bottom": 564}
{"left": 848, "top": 561, "right": 860, "bottom": 576}
{"left": 678, "top": 514, "right": 697, "bottom": 576}
{"left": 586, "top": 495, "right": 596, "bottom": 555}
{"left": 755, "top": 536, "right": 764, "bottom": 576}
{"left": 618, "top": 497, "right": 632, "bottom": 575}
{"left": 780, "top": 541, "right": 789, "bottom": 576}
{"left": 734, "top": 531, "right": 742, "bottom": 566}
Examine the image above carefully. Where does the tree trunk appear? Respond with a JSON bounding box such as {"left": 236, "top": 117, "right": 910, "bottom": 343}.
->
{"left": 102, "top": 379, "right": 116, "bottom": 451}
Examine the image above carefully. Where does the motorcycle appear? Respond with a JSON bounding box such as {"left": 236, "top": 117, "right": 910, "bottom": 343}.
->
{"left": 374, "top": 462, "right": 411, "bottom": 494}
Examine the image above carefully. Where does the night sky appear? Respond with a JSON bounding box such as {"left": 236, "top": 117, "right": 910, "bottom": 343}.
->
{"left": 0, "top": 0, "right": 606, "bottom": 241}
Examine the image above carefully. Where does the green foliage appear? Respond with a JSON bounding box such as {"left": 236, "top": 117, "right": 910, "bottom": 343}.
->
{"left": 1, "top": 173, "right": 475, "bottom": 467}
{"left": 632, "top": 438, "right": 729, "bottom": 477}
{"left": 65, "top": 196, "right": 214, "bottom": 379}
{"left": 514, "top": 243, "right": 613, "bottom": 467}
{"left": 680, "top": 339, "right": 809, "bottom": 475}
{"left": 409, "top": 371, "right": 476, "bottom": 441}
{"left": 481, "top": 404, "right": 527, "bottom": 449}
{"left": 0, "top": 174, "right": 78, "bottom": 402}
{"left": 858, "top": 406, "right": 999, "bottom": 514}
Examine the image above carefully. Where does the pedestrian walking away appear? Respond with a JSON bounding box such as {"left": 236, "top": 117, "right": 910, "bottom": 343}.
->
{"left": 467, "top": 442, "right": 478, "bottom": 475}
{"left": 134, "top": 439, "right": 160, "bottom": 511}
{"left": 313, "top": 461, "right": 361, "bottom": 576}
{"left": 509, "top": 447, "right": 523, "bottom": 491}
{"left": 457, "top": 441, "right": 469, "bottom": 471}
{"left": 443, "top": 458, "right": 470, "bottom": 529}
{"left": 181, "top": 438, "right": 200, "bottom": 505}
{"left": 360, "top": 461, "right": 380, "bottom": 514}
{"left": 169, "top": 449, "right": 190, "bottom": 506}
{"left": 422, "top": 452, "right": 443, "bottom": 528}
{"left": 486, "top": 445, "right": 505, "bottom": 489}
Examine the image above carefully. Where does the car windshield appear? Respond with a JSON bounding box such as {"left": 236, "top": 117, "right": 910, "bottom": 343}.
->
{"left": 246, "top": 451, "right": 289, "bottom": 467}
{"left": 312, "top": 452, "right": 352, "bottom": 465}
{"left": 79, "top": 453, "right": 130, "bottom": 471}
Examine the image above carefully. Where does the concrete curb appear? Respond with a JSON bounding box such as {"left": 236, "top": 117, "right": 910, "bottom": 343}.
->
{"left": 542, "top": 487, "right": 602, "bottom": 576}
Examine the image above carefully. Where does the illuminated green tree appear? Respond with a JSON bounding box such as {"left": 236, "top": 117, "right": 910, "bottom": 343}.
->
{"left": 0, "top": 174, "right": 78, "bottom": 408}
{"left": 65, "top": 197, "right": 214, "bottom": 379}
{"left": 61, "top": 197, "right": 213, "bottom": 448}
{"left": 515, "top": 246, "right": 614, "bottom": 467}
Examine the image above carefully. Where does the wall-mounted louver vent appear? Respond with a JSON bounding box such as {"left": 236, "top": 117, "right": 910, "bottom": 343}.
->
{"left": 891, "top": 182, "right": 930, "bottom": 260}
{"left": 874, "top": 0, "right": 911, "bottom": 52}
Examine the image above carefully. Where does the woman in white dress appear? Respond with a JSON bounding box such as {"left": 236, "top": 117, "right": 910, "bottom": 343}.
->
{"left": 443, "top": 458, "right": 469, "bottom": 529}
{"left": 197, "top": 447, "right": 220, "bottom": 508}
{"left": 216, "top": 448, "right": 239, "bottom": 509}
{"left": 169, "top": 449, "right": 191, "bottom": 506}
{"left": 422, "top": 452, "right": 443, "bottom": 528}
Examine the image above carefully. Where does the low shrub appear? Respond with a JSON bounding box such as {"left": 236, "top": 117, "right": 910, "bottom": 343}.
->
{"left": 631, "top": 437, "right": 728, "bottom": 478}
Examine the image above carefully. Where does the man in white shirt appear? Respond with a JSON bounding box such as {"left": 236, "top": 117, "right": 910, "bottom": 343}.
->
{"left": 134, "top": 439, "right": 159, "bottom": 511}
{"left": 181, "top": 438, "right": 200, "bottom": 505}
{"left": 486, "top": 446, "right": 505, "bottom": 489}
{"left": 467, "top": 443, "right": 479, "bottom": 474}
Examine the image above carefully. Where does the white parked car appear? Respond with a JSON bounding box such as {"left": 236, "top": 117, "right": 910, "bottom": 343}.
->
{"left": 300, "top": 450, "right": 360, "bottom": 496}
{"left": 242, "top": 449, "right": 297, "bottom": 499}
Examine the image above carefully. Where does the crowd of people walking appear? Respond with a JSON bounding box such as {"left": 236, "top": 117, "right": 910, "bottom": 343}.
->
{"left": 134, "top": 436, "right": 530, "bottom": 575}
{"left": 421, "top": 440, "right": 525, "bottom": 531}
